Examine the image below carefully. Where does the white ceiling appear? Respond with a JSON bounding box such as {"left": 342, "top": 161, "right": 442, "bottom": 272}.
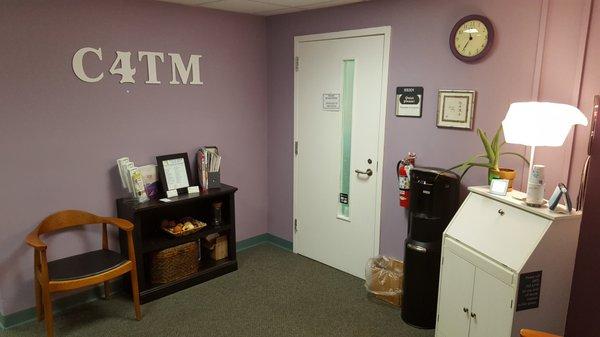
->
{"left": 156, "top": 0, "right": 368, "bottom": 16}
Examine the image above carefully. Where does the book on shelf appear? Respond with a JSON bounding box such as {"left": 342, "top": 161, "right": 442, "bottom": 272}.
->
{"left": 197, "top": 146, "right": 221, "bottom": 190}
{"left": 116, "top": 157, "right": 154, "bottom": 202}
{"left": 139, "top": 164, "right": 160, "bottom": 200}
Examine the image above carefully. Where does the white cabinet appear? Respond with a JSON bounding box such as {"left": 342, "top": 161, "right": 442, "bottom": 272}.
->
{"left": 435, "top": 187, "right": 582, "bottom": 337}
{"left": 436, "top": 249, "right": 476, "bottom": 337}
{"left": 469, "top": 267, "right": 514, "bottom": 337}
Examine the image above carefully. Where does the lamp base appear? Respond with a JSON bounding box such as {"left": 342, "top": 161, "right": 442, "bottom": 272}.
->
{"left": 525, "top": 200, "right": 547, "bottom": 208}
{"left": 510, "top": 190, "right": 547, "bottom": 208}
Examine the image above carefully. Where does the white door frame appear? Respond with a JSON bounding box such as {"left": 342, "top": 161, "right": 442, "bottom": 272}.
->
{"left": 292, "top": 26, "right": 391, "bottom": 258}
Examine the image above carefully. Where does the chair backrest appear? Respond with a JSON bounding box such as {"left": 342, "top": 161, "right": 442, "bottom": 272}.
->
{"left": 37, "top": 210, "right": 105, "bottom": 235}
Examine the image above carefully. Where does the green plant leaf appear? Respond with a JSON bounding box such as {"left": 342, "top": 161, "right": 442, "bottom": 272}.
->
{"left": 491, "top": 125, "right": 501, "bottom": 153}
{"left": 464, "top": 162, "right": 494, "bottom": 168}
{"left": 477, "top": 129, "right": 496, "bottom": 166}
{"left": 491, "top": 126, "right": 502, "bottom": 168}
{"left": 454, "top": 153, "right": 488, "bottom": 174}
{"left": 458, "top": 162, "right": 495, "bottom": 181}
{"left": 500, "top": 152, "right": 531, "bottom": 166}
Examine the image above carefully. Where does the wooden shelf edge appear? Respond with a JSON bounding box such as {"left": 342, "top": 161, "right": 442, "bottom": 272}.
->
{"left": 139, "top": 259, "right": 238, "bottom": 304}
{"left": 119, "top": 184, "right": 238, "bottom": 213}
{"left": 142, "top": 225, "right": 231, "bottom": 253}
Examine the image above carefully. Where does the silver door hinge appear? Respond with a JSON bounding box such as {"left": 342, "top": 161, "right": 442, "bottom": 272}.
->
{"left": 510, "top": 299, "right": 513, "bottom": 308}
{"left": 437, "top": 314, "right": 439, "bottom": 322}
{"left": 294, "top": 141, "right": 299, "bottom": 155}
{"left": 294, "top": 219, "right": 298, "bottom": 232}
{"left": 441, "top": 256, "right": 444, "bottom": 265}
{"left": 295, "top": 56, "right": 299, "bottom": 72}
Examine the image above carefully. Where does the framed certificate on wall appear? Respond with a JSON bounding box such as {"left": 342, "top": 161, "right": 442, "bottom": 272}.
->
{"left": 436, "top": 90, "right": 476, "bottom": 129}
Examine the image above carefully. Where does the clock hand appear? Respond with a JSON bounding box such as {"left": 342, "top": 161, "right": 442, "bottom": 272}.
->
{"left": 462, "top": 39, "right": 470, "bottom": 51}
{"left": 462, "top": 33, "right": 474, "bottom": 51}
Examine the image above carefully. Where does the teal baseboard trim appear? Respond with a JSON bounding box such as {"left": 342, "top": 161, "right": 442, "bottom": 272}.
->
{"left": 236, "top": 233, "right": 270, "bottom": 251}
{"left": 265, "top": 234, "right": 293, "bottom": 251}
{"left": 0, "top": 282, "right": 112, "bottom": 331}
{"left": 0, "top": 233, "right": 293, "bottom": 330}
{"left": 236, "top": 233, "right": 293, "bottom": 252}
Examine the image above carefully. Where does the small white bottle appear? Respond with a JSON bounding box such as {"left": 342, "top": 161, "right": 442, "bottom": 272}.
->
{"left": 526, "top": 165, "right": 545, "bottom": 206}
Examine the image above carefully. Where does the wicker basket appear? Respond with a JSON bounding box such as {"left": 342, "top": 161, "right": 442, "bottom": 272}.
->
{"left": 151, "top": 242, "right": 199, "bottom": 284}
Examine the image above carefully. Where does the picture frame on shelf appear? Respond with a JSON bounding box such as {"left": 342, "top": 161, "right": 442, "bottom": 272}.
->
{"left": 156, "top": 153, "right": 192, "bottom": 197}
{"left": 436, "top": 89, "right": 476, "bottom": 129}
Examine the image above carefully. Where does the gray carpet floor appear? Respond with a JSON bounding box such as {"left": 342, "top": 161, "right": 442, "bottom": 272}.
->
{"left": 3, "top": 244, "right": 434, "bottom": 337}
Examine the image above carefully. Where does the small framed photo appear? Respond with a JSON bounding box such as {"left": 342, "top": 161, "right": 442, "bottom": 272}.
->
{"left": 437, "top": 90, "right": 476, "bottom": 129}
{"left": 156, "top": 153, "right": 192, "bottom": 196}
{"left": 490, "top": 179, "right": 509, "bottom": 196}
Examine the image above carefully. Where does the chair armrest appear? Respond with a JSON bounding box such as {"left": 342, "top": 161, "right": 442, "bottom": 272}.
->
{"left": 102, "top": 217, "right": 134, "bottom": 232}
{"left": 25, "top": 231, "right": 47, "bottom": 251}
{"left": 520, "top": 329, "right": 561, "bottom": 337}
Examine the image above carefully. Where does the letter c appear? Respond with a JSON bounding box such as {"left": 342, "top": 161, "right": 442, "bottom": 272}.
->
{"left": 72, "top": 47, "right": 104, "bottom": 83}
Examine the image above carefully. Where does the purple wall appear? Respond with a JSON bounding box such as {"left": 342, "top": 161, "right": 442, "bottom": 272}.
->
{"left": 266, "top": 0, "right": 544, "bottom": 257}
{"left": 566, "top": 1, "right": 600, "bottom": 336}
{"left": 1, "top": 0, "right": 596, "bottom": 326}
{"left": 0, "top": 0, "right": 267, "bottom": 314}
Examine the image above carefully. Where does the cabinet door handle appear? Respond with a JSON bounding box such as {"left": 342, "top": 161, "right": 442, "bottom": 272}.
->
{"left": 463, "top": 307, "right": 469, "bottom": 313}
{"left": 498, "top": 209, "right": 505, "bottom": 216}
{"left": 470, "top": 312, "right": 477, "bottom": 319}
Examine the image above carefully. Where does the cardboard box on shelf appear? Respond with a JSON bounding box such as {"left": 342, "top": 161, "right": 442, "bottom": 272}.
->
{"left": 202, "top": 234, "right": 228, "bottom": 261}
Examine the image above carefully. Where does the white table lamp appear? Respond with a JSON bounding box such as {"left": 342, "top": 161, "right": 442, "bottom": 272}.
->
{"left": 502, "top": 102, "right": 588, "bottom": 204}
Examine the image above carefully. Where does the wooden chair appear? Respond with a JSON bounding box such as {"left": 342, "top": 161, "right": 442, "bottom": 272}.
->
{"left": 520, "top": 329, "right": 561, "bottom": 337}
{"left": 25, "top": 210, "right": 141, "bottom": 337}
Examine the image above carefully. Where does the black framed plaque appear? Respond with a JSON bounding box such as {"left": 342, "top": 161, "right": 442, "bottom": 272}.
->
{"left": 517, "top": 271, "right": 543, "bottom": 311}
{"left": 396, "top": 86, "right": 423, "bottom": 117}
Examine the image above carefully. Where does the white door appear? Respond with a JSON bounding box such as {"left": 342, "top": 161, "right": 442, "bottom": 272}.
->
{"left": 294, "top": 28, "right": 390, "bottom": 278}
{"left": 469, "top": 268, "right": 514, "bottom": 337}
{"left": 436, "top": 250, "right": 476, "bottom": 337}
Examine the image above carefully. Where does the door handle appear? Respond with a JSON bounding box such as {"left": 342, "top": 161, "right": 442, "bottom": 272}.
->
{"left": 355, "top": 168, "right": 373, "bottom": 177}
{"left": 470, "top": 312, "right": 477, "bottom": 319}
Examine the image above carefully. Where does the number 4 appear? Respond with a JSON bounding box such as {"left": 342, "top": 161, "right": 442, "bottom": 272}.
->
{"left": 110, "top": 51, "right": 136, "bottom": 83}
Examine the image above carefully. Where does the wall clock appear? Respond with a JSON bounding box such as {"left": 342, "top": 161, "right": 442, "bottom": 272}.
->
{"left": 450, "top": 15, "right": 494, "bottom": 63}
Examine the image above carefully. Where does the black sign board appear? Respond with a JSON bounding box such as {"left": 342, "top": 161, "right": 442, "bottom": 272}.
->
{"left": 339, "top": 193, "right": 349, "bottom": 204}
{"left": 396, "top": 86, "right": 423, "bottom": 117}
{"left": 517, "top": 271, "right": 543, "bottom": 311}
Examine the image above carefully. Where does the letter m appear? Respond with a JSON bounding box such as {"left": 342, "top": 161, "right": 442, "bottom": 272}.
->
{"left": 169, "top": 53, "right": 203, "bottom": 85}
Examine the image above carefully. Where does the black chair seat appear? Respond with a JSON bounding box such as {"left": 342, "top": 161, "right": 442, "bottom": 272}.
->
{"left": 48, "top": 249, "right": 127, "bottom": 281}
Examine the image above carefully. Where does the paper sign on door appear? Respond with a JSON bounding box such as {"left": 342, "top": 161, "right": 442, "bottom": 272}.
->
{"left": 323, "top": 93, "right": 341, "bottom": 111}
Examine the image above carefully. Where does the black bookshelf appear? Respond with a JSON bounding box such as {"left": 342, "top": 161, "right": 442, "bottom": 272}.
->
{"left": 117, "top": 184, "right": 238, "bottom": 303}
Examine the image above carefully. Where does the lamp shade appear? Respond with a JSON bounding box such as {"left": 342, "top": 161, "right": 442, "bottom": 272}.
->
{"left": 502, "top": 102, "right": 588, "bottom": 147}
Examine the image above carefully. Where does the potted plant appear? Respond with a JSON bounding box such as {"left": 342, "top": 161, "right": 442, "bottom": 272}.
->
{"left": 450, "top": 126, "right": 529, "bottom": 190}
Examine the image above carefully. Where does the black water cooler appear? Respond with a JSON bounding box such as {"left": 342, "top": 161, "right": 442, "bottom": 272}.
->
{"left": 401, "top": 167, "right": 459, "bottom": 329}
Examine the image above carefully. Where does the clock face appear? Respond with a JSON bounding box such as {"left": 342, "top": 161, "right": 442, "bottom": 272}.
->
{"left": 454, "top": 20, "right": 489, "bottom": 57}
{"left": 450, "top": 15, "right": 494, "bottom": 63}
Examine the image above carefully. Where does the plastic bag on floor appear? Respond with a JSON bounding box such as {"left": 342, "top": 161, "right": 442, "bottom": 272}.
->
{"left": 365, "top": 255, "right": 404, "bottom": 307}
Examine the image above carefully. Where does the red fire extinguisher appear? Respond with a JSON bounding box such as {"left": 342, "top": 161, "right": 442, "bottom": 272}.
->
{"left": 397, "top": 153, "right": 416, "bottom": 208}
